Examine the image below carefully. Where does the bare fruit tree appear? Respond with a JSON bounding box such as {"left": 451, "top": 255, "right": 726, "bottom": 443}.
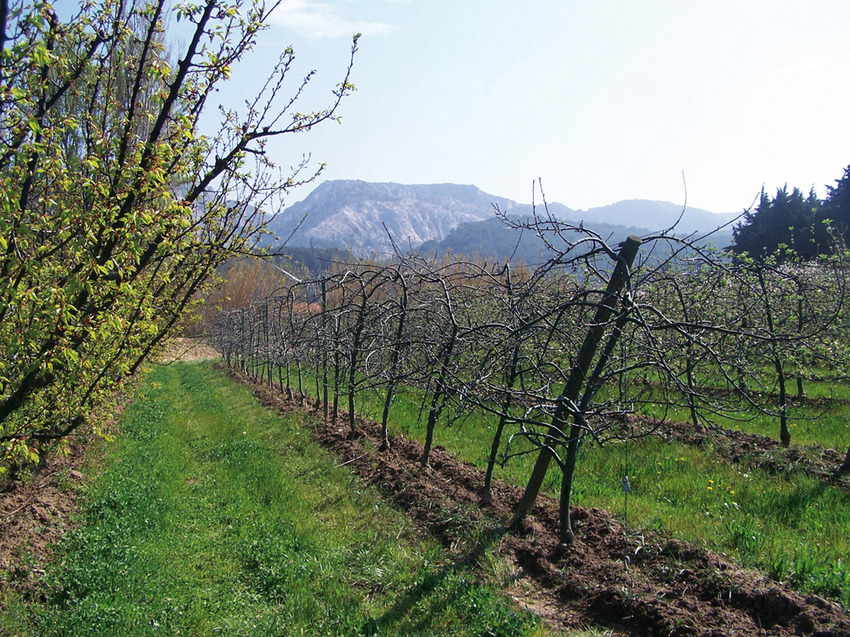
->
{"left": 213, "top": 215, "right": 849, "bottom": 543}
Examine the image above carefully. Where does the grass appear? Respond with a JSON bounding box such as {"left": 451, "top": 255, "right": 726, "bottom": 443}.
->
{"left": 294, "top": 372, "right": 850, "bottom": 608}
{"left": 1, "top": 362, "right": 548, "bottom": 636}
{"left": 640, "top": 390, "right": 850, "bottom": 450}
{"left": 575, "top": 438, "right": 850, "bottom": 604}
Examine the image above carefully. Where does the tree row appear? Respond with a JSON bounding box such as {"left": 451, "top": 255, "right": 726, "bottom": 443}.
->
{"left": 214, "top": 219, "right": 850, "bottom": 543}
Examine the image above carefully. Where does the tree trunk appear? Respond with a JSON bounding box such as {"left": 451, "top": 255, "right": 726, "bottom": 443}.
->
{"left": 796, "top": 296, "right": 806, "bottom": 398}
{"left": 322, "top": 281, "right": 329, "bottom": 421}
{"left": 297, "top": 361, "right": 304, "bottom": 406}
{"left": 380, "top": 384, "right": 396, "bottom": 451}
{"left": 756, "top": 268, "right": 791, "bottom": 448}
{"left": 347, "top": 282, "right": 368, "bottom": 437}
{"left": 483, "top": 336, "right": 520, "bottom": 505}
{"left": 286, "top": 363, "right": 293, "bottom": 401}
{"left": 333, "top": 347, "right": 340, "bottom": 422}
{"left": 380, "top": 278, "right": 408, "bottom": 451}
{"left": 779, "top": 379, "right": 790, "bottom": 448}
{"left": 421, "top": 326, "right": 458, "bottom": 468}
{"left": 559, "top": 300, "right": 632, "bottom": 542}
{"left": 796, "top": 374, "right": 806, "bottom": 399}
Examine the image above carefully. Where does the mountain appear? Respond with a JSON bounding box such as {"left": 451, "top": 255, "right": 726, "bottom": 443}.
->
{"left": 571, "top": 200, "right": 739, "bottom": 235}
{"left": 267, "top": 180, "right": 518, "bottom": 255}
{"left": 417, "top": 216, "right": 652, "bottom": 264}
{"left": 267, "top": 180, "right": 738, "bottom": 258}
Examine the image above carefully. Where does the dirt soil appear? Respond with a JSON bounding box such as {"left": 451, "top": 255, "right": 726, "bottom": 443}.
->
{"left": 235, "top": 370, "right": 850, "bottom": 637}
{"left": 634, "top": 416, "right": 850, "bottom": 492}
{"left": 158, "top": 337, "right": 220, "bottom": 363}
{"left": 0, "top": 436, "right": 87, "bottom": 605}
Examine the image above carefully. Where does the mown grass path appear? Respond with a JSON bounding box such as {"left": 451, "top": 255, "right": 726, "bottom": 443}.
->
{"left": 2, "top": 362, "right": 540, "bottom": 636}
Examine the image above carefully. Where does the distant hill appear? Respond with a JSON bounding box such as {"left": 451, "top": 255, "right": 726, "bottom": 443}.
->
{"left": 267, "top": 180, "right": 517, "bottom": 256}
{"left": 570, "top": 200, "right": 739, "bottom": 236}
{"left": 417, "top": 216, "right": 651, "bottom": 265}
{"left": 267, "top": 180, "right": 738, "bottom": 259}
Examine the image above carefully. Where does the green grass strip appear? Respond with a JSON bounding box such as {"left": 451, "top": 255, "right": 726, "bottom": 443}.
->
{"left": 1, "top": 362, "right": 543, "bottom": 636}
{"left": 317, "top": 380, "right": 850, "bottom": 608}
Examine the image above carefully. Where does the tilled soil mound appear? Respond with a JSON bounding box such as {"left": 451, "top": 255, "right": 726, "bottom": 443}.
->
{"left": 636, "top": 416, "right": 850, "bottom": 491}
{"left": 237, "top": 370, "right": 850, "bottom": 637}
{"left": 0, "top": 438, "right": 87, "bottom": 606}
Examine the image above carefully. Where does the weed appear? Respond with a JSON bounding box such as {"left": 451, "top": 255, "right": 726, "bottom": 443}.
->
{"left": 723, "top": 517, "right": 764, "bottom": 555}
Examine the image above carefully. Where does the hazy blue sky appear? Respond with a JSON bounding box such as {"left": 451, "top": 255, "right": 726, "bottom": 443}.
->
{"left": 211, "top": 0, "right": 850, "bottom": 213}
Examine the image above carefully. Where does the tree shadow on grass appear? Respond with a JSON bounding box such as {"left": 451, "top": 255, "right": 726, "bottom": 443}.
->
{"left": 362, "top": 525, "right": 529, "bottom": 635}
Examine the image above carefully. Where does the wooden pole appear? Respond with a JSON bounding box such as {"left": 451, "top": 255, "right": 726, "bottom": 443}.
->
{"left": 512, "top": 236, "right": 641, "bottom": 527}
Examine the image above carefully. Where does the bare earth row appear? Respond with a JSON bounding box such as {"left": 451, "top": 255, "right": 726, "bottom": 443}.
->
{"left": 236, "top": 369, "right": 850, "bottom": 636}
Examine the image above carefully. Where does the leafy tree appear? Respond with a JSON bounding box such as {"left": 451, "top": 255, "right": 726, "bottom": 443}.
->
{"left": 815, "top": 165, "right": 850, "bottom": 250}
{"left": 731, "top": 185, "right": 819, "bottom": 261}
{"left": 0, "top": 0, "right": 357, "bottom": 476}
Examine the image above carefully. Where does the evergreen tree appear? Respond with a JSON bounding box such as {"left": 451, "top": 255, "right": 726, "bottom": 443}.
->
{"left": 731, "top": 186, "right": 818, "bottom": 261}
{"left": 815, "top": 165, "right": 850, "bottom": 250}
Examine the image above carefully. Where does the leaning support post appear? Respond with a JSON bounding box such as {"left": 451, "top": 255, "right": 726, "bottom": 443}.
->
{"left": 512, "top": 236, "right": 642, "bottom": 530}
{"left": 837, "top": 444, "right": 850, "bottom": 476}
{"left": 321, "top": 280, "right": 329, "bottom": 421}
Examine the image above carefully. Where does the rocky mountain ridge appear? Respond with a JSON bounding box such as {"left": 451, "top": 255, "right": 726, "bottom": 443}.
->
{"left": 267, "top": 180, "right": 739, "bottom": 257}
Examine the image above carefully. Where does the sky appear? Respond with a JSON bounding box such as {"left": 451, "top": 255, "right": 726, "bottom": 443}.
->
{"left": 208, "top": 0, "right": 850, "bottom": 214}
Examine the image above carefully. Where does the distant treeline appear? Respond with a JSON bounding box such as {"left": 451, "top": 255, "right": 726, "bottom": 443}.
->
{"left": 732, "top": 165, "right": 850, "bottom": 260}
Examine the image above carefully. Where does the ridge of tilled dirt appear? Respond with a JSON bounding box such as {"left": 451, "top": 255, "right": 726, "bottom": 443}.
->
{"left": 0, "top": 437, "right": 88, "bottom": 608}
{"left": 235, "top": 371, "right": 850, "bottom": 637}
{"left": 633, "top": 416, "right": 850, "bottom": 491}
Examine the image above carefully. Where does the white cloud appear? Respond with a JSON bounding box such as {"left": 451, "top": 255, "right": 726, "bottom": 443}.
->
{"left": 270, "top": 0, "right": 396, "bottom": 39}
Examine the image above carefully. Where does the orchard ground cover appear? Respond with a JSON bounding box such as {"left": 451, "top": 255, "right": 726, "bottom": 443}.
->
{"left": 638, "top": 375, "right": 850, "bottom": 450}
{"left": 3, "top": 352, "right": 849, "bottom": 636}
{"left": 0, "top": 361, "right": 543, "bottom": 637}
{"left": 291, "top": 368, "right": 850, "bottom": 610}
{"left": 239, "top": 366, "right": 850, "bottom": 636}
